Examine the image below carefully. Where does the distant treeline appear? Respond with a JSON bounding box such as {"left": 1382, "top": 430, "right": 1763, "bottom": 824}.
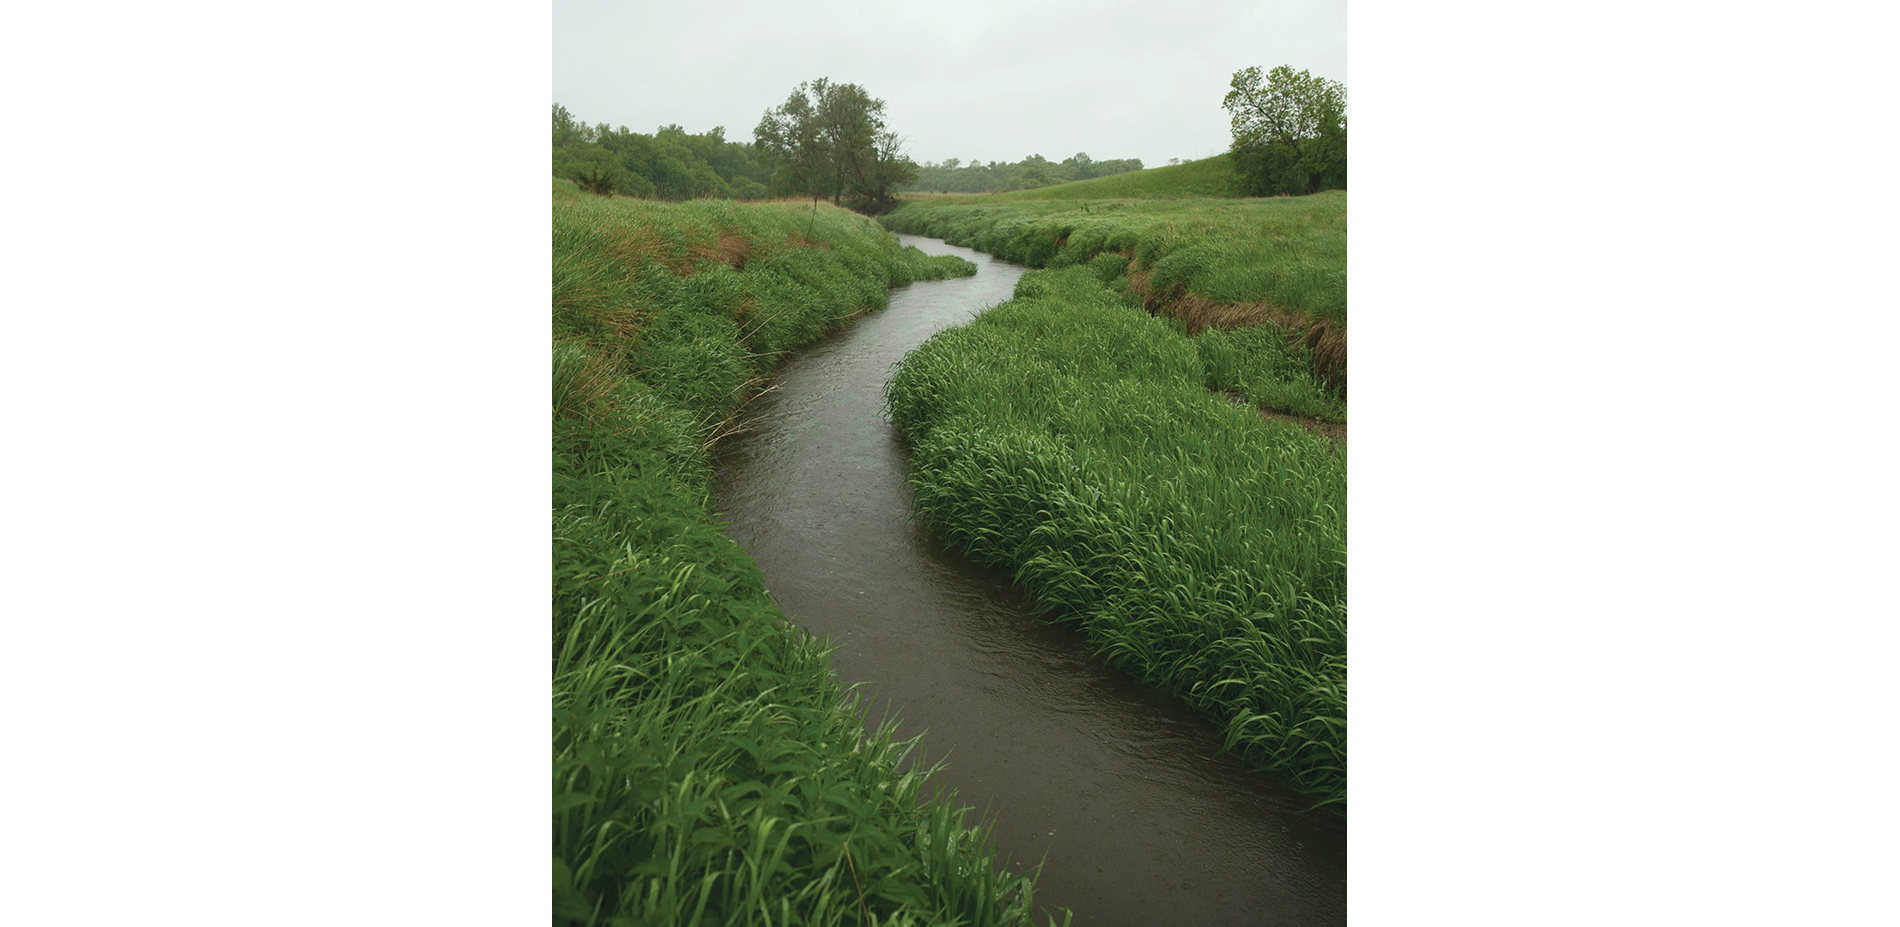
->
{"left": 552, "top": 101, "right": 1149, "bottom": 203}
{"left": 901, "top": 153, "right": 1144, "bottom": 194}
{"left": 552, "top": 104, "right": 777, "bottom": 200}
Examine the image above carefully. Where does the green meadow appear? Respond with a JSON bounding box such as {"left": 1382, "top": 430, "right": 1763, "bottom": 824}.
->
{"left": 552, "top": 178, "right": 1062, "bottom": 925}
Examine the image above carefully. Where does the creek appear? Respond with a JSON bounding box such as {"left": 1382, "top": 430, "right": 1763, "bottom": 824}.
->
{"left": 713, "top": 234, "right": 1345, "bottom": 926}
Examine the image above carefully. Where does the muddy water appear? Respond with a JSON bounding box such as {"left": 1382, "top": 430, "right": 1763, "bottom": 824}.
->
{"left": 713, "top": 235, "right": 1346, "bottom": 926}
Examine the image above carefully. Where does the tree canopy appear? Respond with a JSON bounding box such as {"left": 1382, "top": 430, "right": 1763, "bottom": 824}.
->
{"left": 551, "top": 104, "right": 774, "bottom": 200}
{"left": 753, "top": 78, "right": 916, "bottom": 214}
{"left": 1222, "top": 66, "right": 1347, "bottom": 196}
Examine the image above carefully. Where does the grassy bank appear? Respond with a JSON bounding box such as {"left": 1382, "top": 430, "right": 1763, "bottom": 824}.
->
{"left": 881, "top": 192, "right": 1345, "bottom": 322}
{"left": 553, "top": 182, "right": 1064, "bottom": 925}
{"left": 882, "top": 190, "right": 1347, "bottom": 404}
{"left": 884, "top": 267, "right": 1347, "bottom": 810}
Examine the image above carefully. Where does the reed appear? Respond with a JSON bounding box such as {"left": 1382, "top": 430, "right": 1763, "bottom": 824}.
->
{"left": 885, "top": 267, "right": 1347, "bottom": 810}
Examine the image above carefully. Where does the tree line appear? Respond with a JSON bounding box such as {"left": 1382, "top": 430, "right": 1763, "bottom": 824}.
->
{"left": 552, "top": 105, "right": 777, "bottom": 200}
{"left": 901, "top": 152, "right": 1145, "bottom": 194}
{"left": 553, "top": 77, "right": 922, "bottom": 213}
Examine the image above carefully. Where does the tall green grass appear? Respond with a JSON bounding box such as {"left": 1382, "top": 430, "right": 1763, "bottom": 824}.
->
{"left": 556, "top": 196, "right": 975, "bottom": 473}
{"left": 885, "top": 267, "right": 1347, "bottom": 810}
{"left": 882, "top": 191, "right": 1348, "bottom": 402}
{"left": 554, "top": 191, "right": 1062, "bottom": 924}
{"left": 880, "top": 193, "right": 1346, "bottom": 325}
{"left": 1196, "top": 326, "right": 1345, "bottom": 422}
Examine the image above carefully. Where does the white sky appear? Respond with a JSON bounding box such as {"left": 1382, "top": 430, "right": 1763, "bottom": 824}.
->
{"left": 554, "top": 0, "right": 1345, "bottom": 168}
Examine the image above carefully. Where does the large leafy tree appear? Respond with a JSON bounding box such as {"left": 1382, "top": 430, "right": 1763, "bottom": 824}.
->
{"left": 552, "top": 104, "right": 583, "bottom": 149}
{"left": 754, "top": 78, "right": 916, "bottom": 214}
{"left": 1222, "top": 65, "right": 1347, "bottom": 196}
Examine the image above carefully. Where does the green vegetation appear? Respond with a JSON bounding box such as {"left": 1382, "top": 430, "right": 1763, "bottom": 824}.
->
{"left": 902, "top": 153, "right": 1145, "bottom": 195}
{"left": 554, "top": 104, "right": 778, "bottom": 200}
{"left": 884, "top": 267, "right": 1348, "bottom": 810}
{"left": 881, "top": 193, "right": 1344, "bottom": 321}
{"left": 553, "top": 190, "right": 1066, "bottom": 925}
{"left": 881, "top": 191, "right": 1347, "bottom": 400}
{"left": 878, "top": 80, "right": 1349, "bottom": 808}
{"left": 754, "top": 78, "right": 918, "bottom": 214}
{"left": 971, "top": 154, "right": 1245, "bottom": 201}
{"left": 1198, "top": 325, "right": 1345, "bottom": 422}
{"left": 1223, "top": 66, "right": 1347, "bottom": 197}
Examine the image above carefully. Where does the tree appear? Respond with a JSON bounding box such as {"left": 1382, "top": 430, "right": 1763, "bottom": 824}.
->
{"left": 552, "top": 104, "right": 583, "bottom": 149}
{"left": 754, "top": 78, "right": 916, "bottom": 214}
{"left": 1222, "top": 65, "right": 1347, "bottom": 196}
{"left": 1062, "top": 151, "right": 1094, "bottom": 180}
{"left": 553, "top": 146, "right": 623, "bottom": 195}
{"left": 752, "top": 82, "right": 827, "bottom": 200}
{"left": 1019, "top": 153, "right": 1053, "bottom": 188}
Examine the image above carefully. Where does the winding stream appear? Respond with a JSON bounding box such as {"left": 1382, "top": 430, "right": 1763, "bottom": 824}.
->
{"left": 713, "top": 234, "right": 1346, "bottom": 926}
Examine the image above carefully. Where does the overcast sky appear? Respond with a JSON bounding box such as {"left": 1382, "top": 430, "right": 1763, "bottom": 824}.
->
{"left": 554, "top": 0, "right": 1344, "bottom": 169}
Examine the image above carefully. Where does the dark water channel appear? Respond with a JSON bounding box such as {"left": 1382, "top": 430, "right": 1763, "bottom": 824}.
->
{"left": 713, "top": 235, "right": 1346, "bottom": 926}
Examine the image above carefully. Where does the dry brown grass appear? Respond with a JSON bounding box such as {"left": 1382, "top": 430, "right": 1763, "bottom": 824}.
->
{"left": 685, "top": 233, "right": 752, "bottom": 274}
{"left": 553, "top": 340, "right": 630, "bottom": 428}
{"left": 572, "top": 232, "right": 762, "bottom": 344}
{"left": 784, "top": 232, "right": 832, "bottom": 250}
{"left": 600, "top": 225, "right": 672, "bottom": 273}
{"left": 552, "top": 252, "right": 651, "bottom": 344}
{"left": 1125, "top": 255, "right": 1347, "bottom": 396}
{"left": 586, "top": 216, "right": 760, "bottom": 277}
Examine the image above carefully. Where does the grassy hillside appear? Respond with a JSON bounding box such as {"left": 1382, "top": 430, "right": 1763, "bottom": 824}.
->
{"left": 885, "top": 266, "right": 1347, "bottom": 809}
{"left": 552, "top": 190, "right": 1064, "bottom": 925}
{"left": 898, "top": 154, "right": 1245, "bottom": 203}
{"left": 988, "top": 154, "right": 1245, "bottom": 201}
